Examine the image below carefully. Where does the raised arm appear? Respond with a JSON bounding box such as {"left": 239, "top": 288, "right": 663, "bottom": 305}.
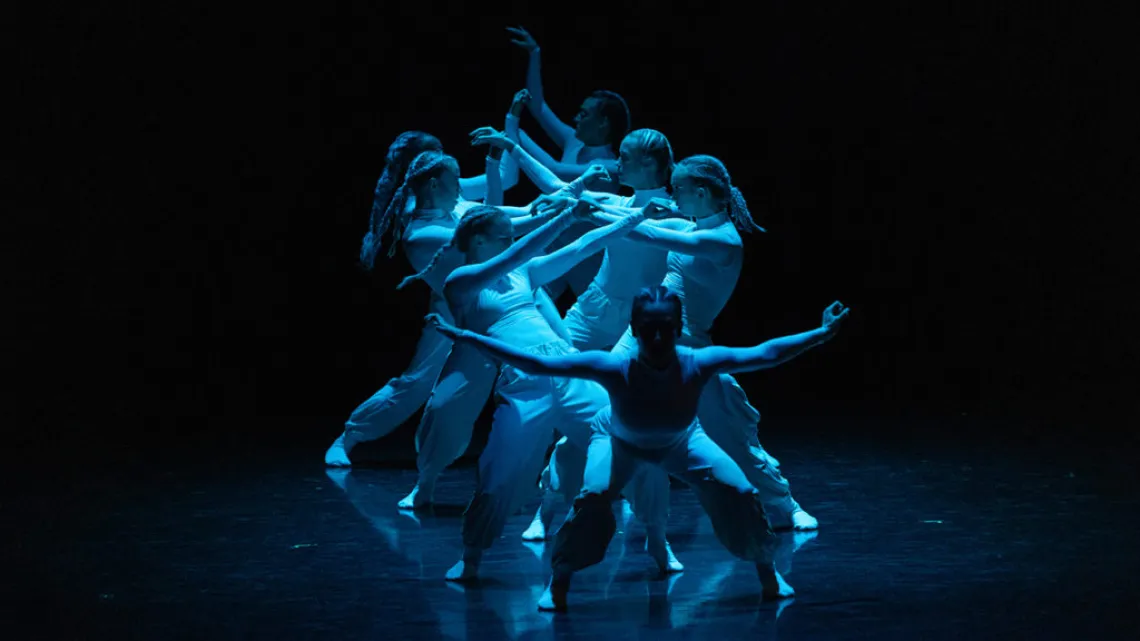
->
{"left": 507, "top": 27, "right": 575, "bottom": 149}
{"left": 444, "top": 208, "right": 578, "bottom": 302}
{"left": 458, "top": 152, "right": 519, "bottom": 203}
{"left": 695, "top": 303, "right": 849, "bottom": 375}
{"left": 427, "top": 314, "right": 619, "bottom": 382}
{"left": 524, "top": 206, "right": 645, "bottom": 288}
{"left": 586, "top": 198, "right": 739, "bottom": 263}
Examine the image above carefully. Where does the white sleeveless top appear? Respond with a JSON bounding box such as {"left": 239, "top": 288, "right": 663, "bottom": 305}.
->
{"left": 662, "top": 213, "right": 742, "bottom": 345}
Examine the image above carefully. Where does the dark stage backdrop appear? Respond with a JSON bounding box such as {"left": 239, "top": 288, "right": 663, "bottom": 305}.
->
{"left": 18, "top": 2, "right": 1139, "bottom": 457}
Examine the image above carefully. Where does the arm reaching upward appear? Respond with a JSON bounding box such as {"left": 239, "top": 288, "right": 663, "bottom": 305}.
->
{"left": 695, "top": 302, "right": 850, "bottom": 375}
{"left": 458, "top": 153, "right": 519, "bottom": 203}
{"left": 426, "top": 313, "right": 620, "bottom": 382}
{"left": 507, "top": 26, "right": 575, "bottom": 149}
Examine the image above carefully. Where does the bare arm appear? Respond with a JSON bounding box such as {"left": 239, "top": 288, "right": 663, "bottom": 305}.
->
{"left": 444, "top": 209, "right": 577, "bottom": 303}
{"left": 455, "top": 329, "right": 618, "bottom": 382}
{"left": 695, "top": 303, "right": 849, "bottom": 375}
{"left": 525, "top": 209, "right": 644, "bottom": 288}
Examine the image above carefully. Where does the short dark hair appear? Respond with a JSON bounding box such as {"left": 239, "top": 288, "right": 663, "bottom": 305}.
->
{"left": 631, "top": 285, "right": 683, "bottom": 336}
{"left": 590, "top": 90, "right": 631, "bottom": 148}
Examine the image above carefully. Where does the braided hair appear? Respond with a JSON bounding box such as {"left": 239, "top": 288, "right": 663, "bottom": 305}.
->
{"left": 373, "top": 150, "right": 460, "bottom": 263}
{"left": 631, "top": 285, "right": 684, "bottom": 336}
{"left": 396, "top": 205, "right": 509, "bottom": 290}
{"left": 359, "top": 131, "right": 444, "bottom": 271}
{"left": 674, "top": 155, "right": 764, "bottom": 233}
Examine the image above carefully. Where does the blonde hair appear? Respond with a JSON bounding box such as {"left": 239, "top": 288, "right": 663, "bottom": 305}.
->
{"left": 675, "top": 155, "right": 764, "bottom": 233}
{"left": 396, "top": 205, "right": 509, "bottom": 290}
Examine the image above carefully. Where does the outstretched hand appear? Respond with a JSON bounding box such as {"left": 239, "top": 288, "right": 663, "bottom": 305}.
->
{"left": 506, "top": 26, "right": 539, "bottom": 52}
{"left": 469, "top": 127, "right": 516, "bottom": 152}
{"left": 821, "top": 301, "right": 850, "bottom": 334}
{"left": 425, "top": 313, "right": 462, "bottom": 339}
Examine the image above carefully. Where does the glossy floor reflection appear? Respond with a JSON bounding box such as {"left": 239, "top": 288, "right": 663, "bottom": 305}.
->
{"left": 4, "top": 421, "right": 1138, "bottom": 640}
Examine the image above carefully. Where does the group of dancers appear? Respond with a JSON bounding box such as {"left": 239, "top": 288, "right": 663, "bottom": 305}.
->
{"left": 324, "top": 27, "right": 849, "bottom": 611}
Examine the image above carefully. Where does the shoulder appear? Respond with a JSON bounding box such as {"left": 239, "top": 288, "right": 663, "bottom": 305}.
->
{"left": 656, "top": 216, "right": 696, "bottom": 232}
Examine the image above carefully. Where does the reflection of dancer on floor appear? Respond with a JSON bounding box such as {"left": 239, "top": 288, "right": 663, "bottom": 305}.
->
{"left": 325, "top": 108, "right": 527, "bottom": 467}
{"left": 427, "top": 289, "right": 848, "bottom": 609}
{"left": 503, "top": 25, "right": 632, "bottom": 301}
{"left": 588, "top": 155, "right": 819, "bottom": 532}
{"left": 472, "top": 127, "right": 690, "bottom": 544}
{"left": 406, "top": 201, "right": 672, "bottom": 580}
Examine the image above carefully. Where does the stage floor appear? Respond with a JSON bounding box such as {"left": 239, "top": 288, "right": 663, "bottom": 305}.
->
{"left": 6, "top": 421, "right": 1137, "bottom": 640}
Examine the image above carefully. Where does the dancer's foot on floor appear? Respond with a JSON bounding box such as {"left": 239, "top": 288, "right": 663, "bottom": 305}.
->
{"left": 397, "top": 483, "right": 433, "bottom": 510}
{"left": 757, "top": 564, "right": 795, "bottom": 601}
{"left": 324, "top": 434, "right": 356, "bottom": 467}
{"left": 445, "top": 549, "right": 482, "bottom": 582}
{"left": 646, "top": 533, "right": 685, "bottom": 574}
{"left": 537, "top": 575, "right": 570, "bottom": 611}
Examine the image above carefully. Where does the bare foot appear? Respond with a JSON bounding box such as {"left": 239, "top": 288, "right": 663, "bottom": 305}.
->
{"left": 445, "top": 556, "right": 480, "bottom": 582}
{"left": 397, "top": 483, "right": 433, "bottom": 510}
{"left": 757, "top": 564, "right": 795, "bottom": 601}
{"left": 790, "top": 508, "right": 819, "bottom": 531}
{"left": 645, "top": 535, "right": 685, "bottom": 574}
{"left": 537, "top": 576, "right": 570, "bottom": 611}
{"left": 521, "top": 510, "right": 547, "bottom": 541}
{"left": 324, "top": 434, "right": 354, "bottom": 467}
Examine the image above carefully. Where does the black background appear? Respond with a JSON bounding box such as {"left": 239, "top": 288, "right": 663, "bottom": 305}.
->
{"left": 17, "top": 1, "right": 1140, "bottom": 460}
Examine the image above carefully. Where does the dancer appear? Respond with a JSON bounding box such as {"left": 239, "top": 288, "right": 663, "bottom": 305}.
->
{"left": 325, "top": 141, "right": 559, "bottom": 472}
{"left": 404, "top": 200, "right": 672, "bottom": 580}
{"left": 499, "top": 25, "right": 632, "bottom": 302}
{"left": 427, "top": 289, "right": 850, "bottom": 610}
{"left": 583, "top": 155, "right": 818, "bottom": 531}
{"left": 470, "top": 128, "right": 691, "bottom": 540}
{"left": 325, "top": 90, "right": 537, "bottom": 467}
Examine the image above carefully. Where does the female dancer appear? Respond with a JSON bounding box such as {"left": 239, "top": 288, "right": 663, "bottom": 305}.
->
{"left": 401, "top": 201, "right": 672, "bottom": 580}
{"left": 325, "top": 95, "right": 532, "bottom": 468}
{"left": 469, "top": 128, "right": 690, "bottom": 543}
{"left": 584, "top": 155, "right": 819, "bottom": 531}
{"left": 427, "top": 289, "right": 849, "bottom": 609}
{"left": 325, "top": 151, "right": 562, "bottom": 499}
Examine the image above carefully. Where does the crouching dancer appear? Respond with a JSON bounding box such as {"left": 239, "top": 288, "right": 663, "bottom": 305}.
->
{"left": 428, "top": 290, "right": 848, "bottom": 609}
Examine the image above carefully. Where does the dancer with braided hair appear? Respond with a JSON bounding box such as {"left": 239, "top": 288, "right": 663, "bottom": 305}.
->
{"left": 428, "top": 289, "right": 849, "bottom": 610}
{"left": 584, "top": 155, "right": 820, "bottom": 532}
{"left": 415, "top": 199, "right": 675, "bottom": 581}
{"left": 325, "top": 142, "right": 559, "bottom": 476}
{"left": 475, "top": 129, "right": 691, "bottom": 556}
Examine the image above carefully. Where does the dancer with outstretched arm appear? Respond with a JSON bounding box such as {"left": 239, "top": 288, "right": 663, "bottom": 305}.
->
{"left": 405, "top": 201, "right": 674, "bottom": 580}
{"left": 581, "top": 155, "right": 820, "bottom": 531}
{"left": 427, "top": 289, "right": 849, "bottom": 609}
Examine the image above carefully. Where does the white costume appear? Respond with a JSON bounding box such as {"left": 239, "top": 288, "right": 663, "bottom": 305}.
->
{"left": 608, "top": 214, "right": 810, "bottom": 528}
